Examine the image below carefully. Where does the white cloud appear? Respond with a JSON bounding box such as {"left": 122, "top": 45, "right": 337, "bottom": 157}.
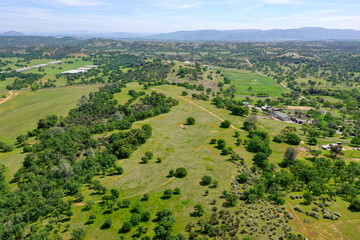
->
{"left": 36, "top": 0, "right": 107, "bottom": 7}
{"left": 262, "top": 0, "right": 299, "bottom": 4}
{"left": 152, "top": 0, "right": 203, "bottom": 10}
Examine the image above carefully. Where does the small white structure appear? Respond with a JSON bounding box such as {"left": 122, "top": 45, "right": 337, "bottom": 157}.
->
{"left": 16, "top": 67, "right": 32, "bottom": 72}
{"left": 322, "top": 142, "right": 345, "bottom": 151}
{"left": 31, "top": 64, "right": 48, "bottom": 68}
{"left": 61, "top": 65, "right": 98, "bottom": 74}
{"left": 49, "top": 60, "right": 62, "bottom": 64}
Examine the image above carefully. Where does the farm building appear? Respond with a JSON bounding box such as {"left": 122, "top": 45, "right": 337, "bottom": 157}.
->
{"left": 61, "top": 65, "right": 98, "bottom": 74}
{"left": 322, "top": 142, "right": 344, "bottom": 150}
{"left": 274, "top": 112, "right": 290, "bottom": 121}
{"left": 242, "top": 102, "right": 250, "bottom": 107}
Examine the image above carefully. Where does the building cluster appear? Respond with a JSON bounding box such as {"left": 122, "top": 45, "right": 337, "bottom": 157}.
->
{"left": 261, "top": 105, "right": 314, "bottom": 125}
{"left": 61, "top": 65, "right": 98, "bottom": 74}
{"left": 322, "top": 142, "right": 345, "bottom": 151}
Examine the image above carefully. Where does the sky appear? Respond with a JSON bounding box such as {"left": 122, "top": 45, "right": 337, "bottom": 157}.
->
{"left": 1, "top": 0, "right": 360, "bottom": 33}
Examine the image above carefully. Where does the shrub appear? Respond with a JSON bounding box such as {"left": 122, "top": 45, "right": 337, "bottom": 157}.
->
{"left": 175, "top": 167, "right": 187, "bottom": 178}
{"left": 163, "top": 189, "right": 173, "bottom": 199}
{"left": 174, "top": 187, "right": 181, "bottom": 195}
{"left": 120, "top": 221, "right": 132, "bottom": 233}
{"left": 145, "top": 151, "right": 153, "bottom": 159}
{"left": 284, "top": 133, "right": 301, "bottom": 145}
{"left": 210, "top": 138, "right": 217, "bottom": 144}
{"left": 237, "top": 173, "right": 248, "bottom": 183}
{"left": 141, "top": 194, "right": 149, "bottom": 201}
{"left": 349, "top": 198, "right": 360, "bottom": 212}
{"left": 101, "top": 218, "right": 112, "bottom": 229}
{"left": 273, "top": 135, "right": 283, "bottom": 143}
{"left": 220, "top": 120, "right": 231, "bottom": 128}
{"left": 71, "top": 228, "right": 86, "bottom": 240}
{"left": 186, "top": 117, "right": 196, "bottom": 125}
{"left": 201, "top": 175, "right": 212, "bottom": 186}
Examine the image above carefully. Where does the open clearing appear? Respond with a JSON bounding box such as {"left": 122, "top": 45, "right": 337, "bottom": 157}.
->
{"left": 0, "top": 84, "right": 102, "bottom": 143}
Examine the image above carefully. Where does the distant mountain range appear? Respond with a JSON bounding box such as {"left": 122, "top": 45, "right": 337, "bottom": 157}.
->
{"left": 2, "top": 27, "right": 360, "bottom": 41}
{"left": 0, "top": 31, "right": 26, "bottom": 37}
{"left": 147, "top": 28, "right": 360, "bottom": 41}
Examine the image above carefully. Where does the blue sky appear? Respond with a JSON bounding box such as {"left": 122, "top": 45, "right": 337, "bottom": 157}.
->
{"left": 1, "top": 0, "right": 360, "bottom": 33}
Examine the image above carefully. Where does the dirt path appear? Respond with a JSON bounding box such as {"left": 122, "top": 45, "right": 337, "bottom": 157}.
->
{"left": 151, "top": 88, "right": 244, "bottom": 132}
{"left": 245, "top": 59, "right": 253, "bottom": 68}
{"left": 0, "top": 91, "right": 18, "bottom": 105}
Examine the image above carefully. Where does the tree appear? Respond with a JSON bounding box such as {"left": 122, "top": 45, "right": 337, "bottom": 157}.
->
{"left": 175, "top": 167, "right": 187, "bottom": 178}
{"left": 281, "top": 147, "right": 298, "bottom": 167}
{"left": 84, "top": 200, "right": 94, "bottom": 211}
{"left": 231, "top": 106, "right": 249, "bottom": 116}
{"left": 309, "top": 149, "right": 322, "bottom": 160}
{"left": 220, "top": 120, "right": 231, "bottom": 128}
{"left": 186, "top": 117, "right": 196, "bottom": 125}
{"left": 330, "top": 144, "right": 344, "bottom": 158}
{"left": 144, "top": 151, "right": 153, "bottom": 160}
{"left": 141, "top": 211, "right": 151, "bottom": 222}
{"left": 349, "top": 198, "right": 360, "bottom": 212}
{"left": 243, "top": 115, "right": 258, "bottom": 131}
{"left": 351, "top": 135, "right": 360, "bottom": 146}
{"left": 111, "top": 189, "right": 120, "bottom": 199}
{"left": 174, "top": 187, "right": 181, "bottom": 195}
{"left": 307, "top": 137, "right": 318, "bottom": 145}
{"left": 142, "top": 194, "right": 149, "bottom": 201}
{"left": 193, "top": 204, "right": 205, "bottom": 217}
{"left": 252, "top": 152, "right": 269, "bottom": 170}
{"left": 303, "top": 192, "right": 313, "bottom": 205}
{"left": 201, "top": 176, "right": 212, "bottom": 186}
{"left": 88, "top": 214, "right": 96, "bottom": 224}
{"left": 120, "top": 221, "right": 132, "bottom": 233}
{"left": 181, "top": 91, "right": 188, "bottom": 96}
{"left": 237, "top": 173, "right": 248, "bottom": 183}
{"left": 102, "top": 218, "right": 112, "bottom": 229}
{"left": 224, "top": 194, "right": 238, "bottom": 207}
{"left": 71, "top": 228, "right": 86, "bottom": 240}
{"left": 285, "top": 133, "right": 301, "bottom": 145}
{"left": 163, "top": 189, "right": 173, "bottom": 199}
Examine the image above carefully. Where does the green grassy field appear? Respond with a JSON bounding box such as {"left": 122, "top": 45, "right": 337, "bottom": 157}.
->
{"left": 0, "top": 84, "right": 102, "bottom": 143}
{"left": 26, "top": 57, "right": 93, "bottom": 76}
{"left": 286, "top": 196, "right": 360, "bottom": 240}
{"left": 0, "top": 78, "right": 358, "bottom": 239}
{"left": 62, "top": 83, "right": 240, "bottom": 239}
{"left": 219, "top": 68, "right": 289, "bottom": 97}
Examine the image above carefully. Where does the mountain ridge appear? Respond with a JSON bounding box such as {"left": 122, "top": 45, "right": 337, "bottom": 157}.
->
{"left": 2, "top": 27, "right": 360, "bottom": 41}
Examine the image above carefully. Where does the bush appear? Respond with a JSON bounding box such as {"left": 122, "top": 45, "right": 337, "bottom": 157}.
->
{"left": 210, "top": 139, "right": 217, "bottom": 144}
{"left": 175, "top": 167, "right": 187, "bottom": 178}
{"left": 273, "top": 135, "right": 283, "bottom": 143}
{"left": 186, "top": 117, "right": 196, "bottom": 125}
{"left": 163, "top": 189, "right": 173, "bottom": 199}
{"left": 120, "top": 221, "right": 132, "bottom": 233}
{"left": 71, "top": 228, "right": 86, "bottom": 240}
{"left": 145, "top": 151, "right": 153, "bottom": 159}
{"left": 349, "top": 198, "right": 360, "bottom": 212}
{"left": 141, "top": 211, "right": 151, "bottom": 222}
{"left": 237, "top": 173, "right": 248, "bottom": 183}
{"left": 174, "top": 187, "right": 181, "bottom": 195}
{"left": 23, "top": 145, "right": 32, "bottom": 153}
{"left": 285, "top": 133, "right": 301, "bottom": 145}
{"left": 101, "top": 218, "right": 112, "bottom": 229}
{"left": 201, "top": 175, "right": 212, "bottom": 186}
{"left": 141, "top": 194, "right": 149, "bottom": 201}
{"left": 220, "top": 120, "right": 231, "bottom": 128}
